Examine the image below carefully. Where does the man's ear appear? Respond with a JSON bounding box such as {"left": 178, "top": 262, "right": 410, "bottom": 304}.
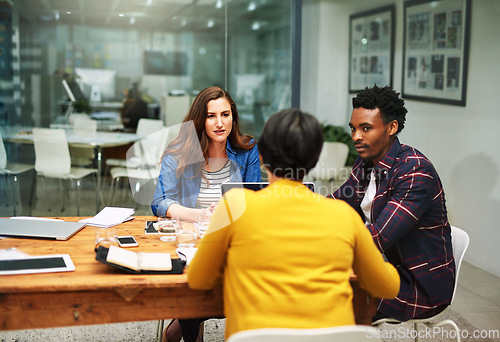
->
{"left": 388, "top": 120, "right": 399, "bottom": 136}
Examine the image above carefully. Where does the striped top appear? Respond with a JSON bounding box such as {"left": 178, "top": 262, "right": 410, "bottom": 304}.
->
{"left": 195, "top": 160, "right": 231, "bottom": 209}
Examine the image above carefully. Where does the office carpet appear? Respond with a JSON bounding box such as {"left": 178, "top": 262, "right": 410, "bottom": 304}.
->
{"left": 0, "top": 310, "right": 495, "bottom": 342}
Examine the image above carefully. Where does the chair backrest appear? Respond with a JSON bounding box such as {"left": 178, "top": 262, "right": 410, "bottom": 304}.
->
{"left": 133, "top": 118, "right": 165, "bottom": 157}
{"left": 72, "top": 117, "right": 97, "bottom": 134}
{"left": 227, "top": 326, "right": 381, "bottom": 342}
{"left": 125, "top": 124, "right": 180, "bottom": 205}
{"left": 308, "top": 142, "right": 349, "bottom": 180}
{"left": 69, "top": 113, "right": 91, "bottom": 125}
{"left": 163, "top": 94, "right": 191, "bottom": 126}
{"left": 33, "top": 128, "right": 71, "bottom": 177}
{"left": 449, "top": 225, "right": 470, "bottom": 304}
{"left": 136, "top": 118, "right": 164, "bottom": 137}
{"left": 0, "top": 130, "right": 6, "bottom": 169}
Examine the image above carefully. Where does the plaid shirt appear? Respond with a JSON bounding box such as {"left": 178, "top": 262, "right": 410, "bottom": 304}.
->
{"left": 329, "top": 138, "right": 455, "bottom": 321}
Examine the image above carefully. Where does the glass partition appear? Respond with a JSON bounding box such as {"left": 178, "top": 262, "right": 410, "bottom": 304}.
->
{"left": 2, "top": 0, "right": 297, "bottom": 139}
{"left": 0, "top": 0, "right": 299, "bottom": 216}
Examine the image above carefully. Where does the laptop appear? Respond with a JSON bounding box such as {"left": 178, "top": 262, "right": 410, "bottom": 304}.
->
{"left": 221, "top": 181, "right": 315, "bottom": 196}
{"left": 0, "top": 218, "right": 86, "bottom": 241}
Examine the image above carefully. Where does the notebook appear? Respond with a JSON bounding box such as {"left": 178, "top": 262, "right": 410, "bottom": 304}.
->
{"left": 0, "top": 218, "right": 87, "bottom": 241}
{"left": 221, "top": 181, "right": 315, "bottom": 195}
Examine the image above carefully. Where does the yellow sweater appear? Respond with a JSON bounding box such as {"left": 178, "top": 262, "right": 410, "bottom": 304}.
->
{"left": 188, "top": 179, "right": 399, "bottom": 339}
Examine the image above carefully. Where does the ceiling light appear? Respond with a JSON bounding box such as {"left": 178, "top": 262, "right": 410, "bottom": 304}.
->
{"left": 181, "top": 19, "right": 187, "bottom": 26}
{"left": 66, "top": 11, "right": 71, "bottom": 15}
{"left": 215, "top": 0, "right": 223, "bottom": 8}
{"left": 207, "top": 19, "right": 214, "bottom": 28}
{"left": 54, "top": 11, "right": 60, "bottom": 20}
{"left": 130, "top": 16, "right": 135, "bottom": 24}
{"left": 118, "top": 13, "right": 124, "bottom": 17}
{"left": 147, "top": 0, "right": 152, "bottom": 5}
{"left": 251, "top": 22, "right": 260, "bottom": 30}
{"left": 247, "top": 2, "right": 256, "bottom": 11}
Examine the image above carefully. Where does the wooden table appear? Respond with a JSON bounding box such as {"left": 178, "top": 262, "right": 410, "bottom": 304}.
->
{"left": 0, "top": 216, "right": 377, "bottom": 331}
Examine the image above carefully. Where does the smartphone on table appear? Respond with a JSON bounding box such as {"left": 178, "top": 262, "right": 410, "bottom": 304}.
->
{"left": 117, "top": 236, "right": 139, "bottom": 247}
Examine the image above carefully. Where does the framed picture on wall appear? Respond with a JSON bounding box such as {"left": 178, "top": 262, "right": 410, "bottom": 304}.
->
{"left": 349, "top": 5, "right": 395, "bottom": 93}
{"left": 402, "top": 0, "right": 471, "bottom": 106}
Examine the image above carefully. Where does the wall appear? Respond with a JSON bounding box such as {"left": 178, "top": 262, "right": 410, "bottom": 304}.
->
{"left": 302, "top": 0, "right": 500, "bottom": 277}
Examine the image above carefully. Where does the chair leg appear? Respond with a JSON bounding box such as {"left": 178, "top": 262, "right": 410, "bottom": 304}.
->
{"left": 424, "top": 320, "right": 461, "bottom": 342}
{"left": 93, "top": 173, "right": 104, "bottom": 211}
{"left": 29, "top": 173, "right": 38, "bottom": 216}
{"left": 109, "top": 176, "right": 121, "bottom": 206}
{"left": 414, "top": 322, "right": 419, "bottom": 342}
{"left": 27, "top": 170, "right": 35, "bottom": 216}
{"left": 40, "top": 176, "right": 51, "bottom": 212}
{"left": 155, "top": 319, "right": 165, "bottom": 342}
{"left": 76, "top": 179, "right": 81, "bottom": 217}
{"left": 13, "top": 175, "right": 19, "bottom": 216}
{"left": 59, "top": 178, "right": 65, "bottom": 212}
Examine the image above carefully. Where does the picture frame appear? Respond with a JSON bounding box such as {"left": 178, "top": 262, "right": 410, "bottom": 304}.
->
{"left": 402, "top": 0, "right": 471, "bottom": 106}
{"left": 349, "top": 5, "right": 395, "bottom": 93}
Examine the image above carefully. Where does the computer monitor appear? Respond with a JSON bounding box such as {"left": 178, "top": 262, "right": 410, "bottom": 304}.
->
{"left": 62, "top": 79, "right": 87, "bottom": 103}
{"left": 74, "top": 67, "right": 117, "bottom": 101}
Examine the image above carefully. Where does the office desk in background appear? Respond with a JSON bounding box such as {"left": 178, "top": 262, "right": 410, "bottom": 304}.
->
{"left": 3, "top": 127, "right": 141, "bottom": 211}
{"left": 0, "top": 216, "right": 377, "bottom": 331}
{"left": 50, "top": 112, "right": 124, "bottom": 132}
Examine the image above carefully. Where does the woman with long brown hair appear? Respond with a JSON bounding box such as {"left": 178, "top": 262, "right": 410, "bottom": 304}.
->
{"left": 152, "top": 86, "right": 260, "bottom": 222}
{"left": 152, "top": 87, "right": 260, "bottom": 341}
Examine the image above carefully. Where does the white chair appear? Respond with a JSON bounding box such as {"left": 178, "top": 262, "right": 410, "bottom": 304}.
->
{"left": 227, "top": 325, "right": 382, "bottom": 342}
{"left": 31, "top": 128, "right": 101, "bottom": 216}
{"left": 162, "top": 93, "right": 190, "bottom": 126}
{"left": 0, "top": 131, "right": 34, "bottom": 216}
{"left": 105, "top": 118, "right": 165, "bottom": 174}
{"left": 305, "top": 142, "right": 349, "bottom": 195}
{"left": 372, "top": 225, "right": 470, "bottom": 342}
{"left": 70, "top": 116, "right": 97, "bottom": 167}
{"left": 109, "top": 126, "right": 171, "bottom": 206}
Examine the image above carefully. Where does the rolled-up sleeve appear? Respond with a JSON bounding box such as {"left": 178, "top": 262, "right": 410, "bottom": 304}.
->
{"left": 151, "top": 155, "right": 181, "bottom": 216}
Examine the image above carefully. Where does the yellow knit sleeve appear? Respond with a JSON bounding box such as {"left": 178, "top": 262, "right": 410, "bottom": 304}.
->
{"left": 187, "top": 190, "right": 242, "bottom": 290}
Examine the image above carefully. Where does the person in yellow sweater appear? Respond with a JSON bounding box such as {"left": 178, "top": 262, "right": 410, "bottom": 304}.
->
{"left": 187, "top": 108, "right": 400, "bottom": 339}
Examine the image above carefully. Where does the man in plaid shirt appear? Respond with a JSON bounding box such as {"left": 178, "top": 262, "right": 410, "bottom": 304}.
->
{"left": 329, "top": 85, "right": 455, "bottom": 321}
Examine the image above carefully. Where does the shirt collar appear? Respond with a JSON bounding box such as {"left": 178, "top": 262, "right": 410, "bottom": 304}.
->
{"left": 226, "top": 140, "right": 236, "bottom": 155}
{"left": 360, "top": 137, "right": 401, "bottom": 176}
{"left": 375, "top": 137, "right": 401, "bottom": 171}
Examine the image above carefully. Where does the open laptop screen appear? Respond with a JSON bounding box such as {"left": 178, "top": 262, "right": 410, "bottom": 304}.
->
{"left": 221, "top": 182, "right": 315, "bottom": 196}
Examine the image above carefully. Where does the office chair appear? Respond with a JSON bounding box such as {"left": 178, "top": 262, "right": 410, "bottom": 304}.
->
{"left": 109, "top": 126, "right": 170, "bottom": 207}
{"left": 70, "top": 115, "right": 97, "bottom": 167}
{"left": 31, "top": 128, "right": 101, "bottom": 216}
{"left": 372, "top": 225, "right": 470, "bottom": 342}
{"left": 227, "top": 325, "right": 381, "bottom": 342}
{"left": 105, "top": 118, "right": 164, "bottom": 175}
{"left": 0, "top": 131, "right": 34, "bottom": 216}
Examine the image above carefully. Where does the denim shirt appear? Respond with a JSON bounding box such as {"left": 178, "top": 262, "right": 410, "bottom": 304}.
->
{"left": 151, "top": 140, "right": 261, "bottom": 216}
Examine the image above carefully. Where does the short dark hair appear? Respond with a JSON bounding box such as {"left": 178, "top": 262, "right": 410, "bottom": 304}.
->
{"left": 258, "top": 108, "right": 323, "bottom": 181}
{"left": 352, "top": 85, "right": 407, "bottom": 134}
